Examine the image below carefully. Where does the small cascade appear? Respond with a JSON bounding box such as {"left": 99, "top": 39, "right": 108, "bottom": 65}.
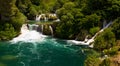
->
{"left": 36, "top": 15, "right": 41, "bottom": 21}
{"left": 20, "top": 24, "right": 29, "bottom": 34}
{"left": 54, "top": 19, "right": 60, "bottom": 22}
{"left": 75, "top": 34, "right": 80, "bottom": 41}
{"left": 41, "top": 14, "right": 46, "bottom": 21}
{"left": 36, "top": 14, "right": 48, "bottom": 21}
{"left": 28, "top": 24, "right": 39, "bottom": 30}
{"left": 49, "top": 25, "right": 54, "bottom": 36}
{"left": 86, "top": 21, "right": 113, "bottom": 44}
{"left": 44, "top": 17, "right": 48, "bottom": 22}
{"left": 84, "top": 35, "right": 88, "bottom": 42}
{"left": 35, "top": 13, "right": 60, "bottom": 22}
{"left": 103, "top": 20, "right": 107, "bottom": 28}
{"left": 11, "top": 24, "right": 46, "bottom": 43}
{"left": 41, "top": 25, "right": 44, "bottom": 34}
{"left": 69, "top": 21, "right": 113, "bottom": 46}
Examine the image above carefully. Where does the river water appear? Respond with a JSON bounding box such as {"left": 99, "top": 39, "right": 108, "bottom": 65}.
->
{"left": 0, "top": 24, "right": 91, "bottom": 66}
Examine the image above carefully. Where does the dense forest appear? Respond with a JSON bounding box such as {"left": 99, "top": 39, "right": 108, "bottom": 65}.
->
{"left": 0, "top": 0, "right": 120, "bottom": 66}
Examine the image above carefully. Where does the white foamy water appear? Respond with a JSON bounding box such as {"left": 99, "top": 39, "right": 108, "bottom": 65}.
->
{"left": 11, "top": 24, "right": 46, "bottom": 43}
{"left": 36, "top": 15, "right": 41, "bottom": 21}
{"left": 68, "top": 21, "right": 113, "bottom": 47}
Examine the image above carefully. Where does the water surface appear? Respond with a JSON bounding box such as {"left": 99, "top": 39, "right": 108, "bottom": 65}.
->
{"left": 0, "top": 37, "right": 88, "bottom": 66}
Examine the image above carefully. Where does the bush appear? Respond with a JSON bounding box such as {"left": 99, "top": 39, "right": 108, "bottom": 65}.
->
{"left": 84, "top": 51, "right": 101, "bottom": 66}
{"left": 11, "top": 12, "right": 26, "bottom": 31}
{"left": 103, "top": 46, "right": 119, "bottom": 55}
{"left": 0, "top": 23, "right": 17, "bottom": 40}
{"left": 111, "top": 17, "right": 120, "bottom": 39}
{"left": 94, "top": 28, "right": 116, "bottom": 51}
{"left": 100, "top": 58, "right": 111, "bottom": 66}
{"left": 90, "top": 27, "right": 100, "bottom": 36}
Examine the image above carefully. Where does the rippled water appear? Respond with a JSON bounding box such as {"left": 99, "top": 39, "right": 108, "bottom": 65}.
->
{"left": 0, "top": 37, "right": 90, "bottom": 66}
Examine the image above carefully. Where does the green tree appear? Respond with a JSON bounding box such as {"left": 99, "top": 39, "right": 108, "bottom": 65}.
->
{"left": 94, "top": 28, "right": 116, "bottom": 51}
{"left": 11, "top": 12, "right": 26, "bottom": 31}
{"left": 0, "top": 0, "right": 26, "bottom": 40}
{"left": 84, "top": 51, "right": 101, "bottom": 66}
{"left": 81, "top": 14, "right": 101, "bottom": 30}
{"left": 55, "top": 2, "right": 84, "bottom": 39}
{"left": 90, "top": 27, "right": 100, "bottom": 36}
{"left": 82, "top": 0, "right": 120, "bottom": 20}
{"left": 0, "top": 23, "right": 17, "bottom": 40}
{"left": 111, "top": 17, "right": 120, "bottom": 39}
{"left": 100, "top": 58, "right": 111, "bottom": 66}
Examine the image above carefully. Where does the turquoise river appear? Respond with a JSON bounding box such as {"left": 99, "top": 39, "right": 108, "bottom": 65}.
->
{"left": 0, "top": 24, "right": 93, "bottom": 66}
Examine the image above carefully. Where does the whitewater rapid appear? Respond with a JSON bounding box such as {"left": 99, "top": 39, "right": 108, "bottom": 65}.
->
{"left": 11, "top": 24, "right": 46, "bottom": 43}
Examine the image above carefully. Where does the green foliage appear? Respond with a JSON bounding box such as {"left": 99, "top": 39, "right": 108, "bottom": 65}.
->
{"left": 111, "top": 17, "right": 120, "bottom": 39}
{"left": 100, "top": 58, "right": 111, "bottom": 66}
{"left": 16, "top": 0, "right": 32, "bottom": 13}
{"left": 90, "top": 27, "right": 100, "bottom": 36}
{"left": 0, "top": 0, "right": 18, "bottom": 20}
{"left": 85, "top": 56, "right": 100, "bottom": 66}
{"left": 94, "top": 28, "right": 116, "bottom": 51}
{"left": 0, "top": 23, "right": 17, "bottom": 40}
{"left": 82, "top": 0, "right": 120, "bottom": 20}
{"left": 0, "top": 0, "right": 26, "bottom": 40}
{"left": 27, "top": 5, "right": 37, "bottom": 19}
{"left": 55, "top": 2, "right": 84, "bottom": 39}
{"left": 63, "top": 2, "right": 75, "bottom": 10}
{"left": 81, "top": 14, "right": 101, "bottom": 30}
{"left": 11, "top": 12, "right": 26, "bottom": 31}
{"left": 103, "top": 46, "right": 119, "bottom": 55}
{"left": 84, "top": 51, "right": 101, "bottom": 66}
{"left": 56, "top": 7, "right": 101, "bottom": 39}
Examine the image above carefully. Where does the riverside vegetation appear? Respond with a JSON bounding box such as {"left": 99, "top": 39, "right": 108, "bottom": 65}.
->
{"left": 0, "top": 0, "right": 120, "bottom": 66}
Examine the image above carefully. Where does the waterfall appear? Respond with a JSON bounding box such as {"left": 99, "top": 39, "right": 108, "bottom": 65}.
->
{"left": 28, "top": 24, "right": 39, "bottom": 30}
{"left": 36, "top": 14, "right": 48, "bottom": 21}
{"left": 41, "top": 25, "right": 44, "bottom": 34}
{"left": 20, "top": 24, "right": 29, "bottom": 34}
{"left": 87, "top": 21, "right": 113, "bottom": 44}
{"left": 44, "top": 17, "right": 48, "bottom": 22}
{"left": 69, "top": 21, "right": 113, "bottom": 47}
{"left": 103, "top": 20, "right": 107, "bottom": 28}
{"left": 36, "top": 15, "right": 41, "bottom": 21}
{"left": 36, "top": 13, "right": 60, "bottom": 22}
{"left": 11, "top": 24, "right": 46, "bottom": 43}
{"left": 84, "top": 35, "right": 88, "bottom": 42}
{"left": 49, "top": 25, "right": 54, "bottom": 36}
{"left": 54, "top": 19, "right": 60, "bottom": 22}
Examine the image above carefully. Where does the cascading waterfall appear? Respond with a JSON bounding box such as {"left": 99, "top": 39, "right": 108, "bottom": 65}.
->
{"left": 36, "top": 14, "right": 47, "bottom": 21}
{"left": 69, "top": 21, "right": 113, "bottom": 47}
{"left": 54, "top": 19, "right": 60, "bottom": 22}
{"left": 49, "top": 25, "right": 54, "bottom": 36}
{"left": 41, "top": 25, "right": 44, "bottom": 34}
{"left": 88, "top": 21, "right": 113, "bottom": 47}
{"left": 11, "top": 24, "right": 46, "bottom": 43}
{"left": 84, "top": 35, "right": 88, "bottom": 42}
{"left": 35, "top": 13, "right": 60, "bottom": 22}
{"left": 44, "top": 16, "right": 48, "bottom": 21}
{"left": 103, "top": 20, "right": 107, "bottom": 28}
{"left": 36, "top": 15, "right": 41, "bottom": 21}
{"left": 28, "top": 24, "right": 39, "bottom": 30}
